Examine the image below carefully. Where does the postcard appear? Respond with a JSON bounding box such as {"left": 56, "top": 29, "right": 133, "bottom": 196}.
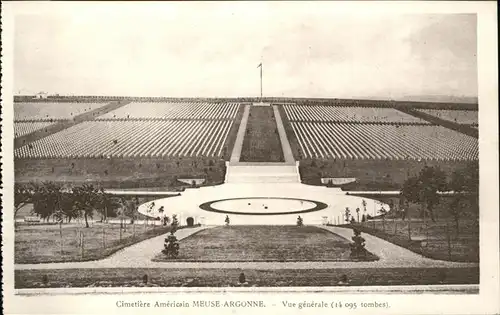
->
{"left": 1, "top": 1, "right": 498, "bottom": 315}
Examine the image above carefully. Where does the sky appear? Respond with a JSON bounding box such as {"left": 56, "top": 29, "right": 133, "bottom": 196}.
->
{"left": 14, "top": 3, "right": 477, "bottom": 100}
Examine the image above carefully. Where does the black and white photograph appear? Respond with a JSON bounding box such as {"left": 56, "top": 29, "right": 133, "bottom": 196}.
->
{"left": 1, "top": 2, "right": 498, "bottom": 315}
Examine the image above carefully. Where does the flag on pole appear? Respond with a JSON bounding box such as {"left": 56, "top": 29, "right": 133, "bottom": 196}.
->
{"left": 257, "top": 62, "right": 263, "bottom": 99}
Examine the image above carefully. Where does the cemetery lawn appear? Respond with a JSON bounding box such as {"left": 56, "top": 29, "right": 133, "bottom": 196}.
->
{"left": 240, "top": 106, "right": 284, "bottom": 162}
{"left": 15, "top": 267, "right": 479, "bottom": 288}
{"left": 346, "top": 218, "right": 479, "bottom": 262}
{"left": 15, "top": 223, "right": 172, "bottom": 264}
{"left": 153, "top": 225, "right": 378, "bottom": 262}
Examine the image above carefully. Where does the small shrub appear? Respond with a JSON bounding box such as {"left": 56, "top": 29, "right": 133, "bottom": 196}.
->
{"left": 239, "top": 273, "right": 246, "bottom": 284}
{"left": 162, "top": 233, "right": 179, "bottom": 259}
{"left": 349, "top": 229, "right": 368, "bottom": 259}
{"left": 296, "top": 216, "right": 303, "bottom": 227}
{"left": 171, "top": 214, "right": 179, "bottom": 232}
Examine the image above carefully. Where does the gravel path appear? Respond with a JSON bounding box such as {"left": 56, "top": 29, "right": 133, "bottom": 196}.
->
{"left": 229, "top": 105, "right": 250, "bottom": 163}
{"left": 272, "top": 105, "right": 295, "bottom": 163}
{"left": 15, "top": 225, "right": 477, "bottom": 270}
{"left": 318, "top": 226, "right": 477, "bottom": 267}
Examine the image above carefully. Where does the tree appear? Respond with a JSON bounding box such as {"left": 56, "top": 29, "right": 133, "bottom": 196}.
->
{"left": 344, "top": 207, "right": 351, "bottom": 223}
{"left": 117, "top": 197, "right": 135, "bottom": 228}
{"left": 72, "top": 184, "right": 100, "bottom": 228}
{"left": 379, "top": 206, "right": 387, "bottom": 231}
{"left": 96, "top": 192, "right": 121, "bottom": 222}
{"left": 32, "top": 182, "right": 63, "bottom": 221}
{"left": 449, "top": 169, "right": 467, "bottom": 233}
{"left": 59, "top": 192, "right": 80, "bottom": 223}
{"left": 355, "top": 207, "right": 360, "bottom": 223}
{"left": 147, "top": 202, "right": 155, "bottom": 214}
{"left": 122, "top": 198, "right": 137, "bottom": 222}
{"left": 52, "top": 205, "right": 67, "bottom": 255}
{"left": 418, "top": 166, "right": 447, "bottom": 222}
{"left": 401, "top": 166, "right": 447, "bottom": 222}
{"left": 449, "top": 164, "right": 478, "bottom": 235}
{"left": 362, "top": 199, "right": 367, "bottom": 218}
{"left": 171, "top": 214, "right": 179, "bottom": 232}
{"left": 14, "top": 183, "right": 33, "bottom": 218}
{"left": 94, "top": 188, "right": 111, "bottom": 222}
{"left": 401, "top": 177, "right": 421, "bottom": 205}
{"left": 163, "top": 215, "right": 170, "bottom": 226}
{"left": 399, "top": 195, "right": 407, "bottom": 220}
{"left": 463, "top": 162, "right": 479, "bottom": 210}
{"left": 93, "top": 188, "right": 106, "bottom": 222}
{"left": 387, "top": 199, "right": 395, "bottom": 215}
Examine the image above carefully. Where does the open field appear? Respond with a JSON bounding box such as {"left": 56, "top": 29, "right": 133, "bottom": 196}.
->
{"left": 153, "top": 225, "right": 378, "bottom": 262}
{"left": 240, "top": 107, "right": 284, "bottom": 162}
{"left": 15, "top": 267, "right": 479, "bottom": 288}
{"left": 15, "top": 223, "right": 175, "bottom": 264}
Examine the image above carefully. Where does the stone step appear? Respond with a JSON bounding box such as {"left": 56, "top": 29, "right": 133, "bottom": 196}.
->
{"left": 226, "top": 175, "right": 299, "bottom": 183}
{"left": 228, "top": 166, "right": 297, "bottom": 173}
{"left": 228, "top": 161, "right": 296, "bottom": 166}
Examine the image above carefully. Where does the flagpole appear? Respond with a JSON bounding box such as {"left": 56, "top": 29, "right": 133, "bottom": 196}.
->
{"left": 260, "top": 63, "right": 263, "bottom": 102}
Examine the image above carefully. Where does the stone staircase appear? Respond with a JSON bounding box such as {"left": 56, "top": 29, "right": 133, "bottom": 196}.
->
{"left": 225, "top": 162, "right": 300, "bottom": 184}
{"left": 225, "top": 103, "right": 300, "bottom": 184}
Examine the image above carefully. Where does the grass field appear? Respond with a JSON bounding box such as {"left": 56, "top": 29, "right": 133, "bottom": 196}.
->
{"left": 345, "top": 219, "right": 478, "bottom": 262}
{"left": 15, "top": 157, "right": 226, "bottom": 189}
{"left": 153, "top": 225, "right": 378, "bottom": 262}
{"left": 299, "top": 159, "right": 476, "bottom": 191}
{"left": 240, "top": 107, "right": 284, "bottom": 162}
{"left": 15, "top": 223, "right": 175, "bottom": 264}
{"left": 15, "top": 267, "right": 479, "bottom": 288}
{"left": 340, "top": 195, "right": 479, "bottom": 262}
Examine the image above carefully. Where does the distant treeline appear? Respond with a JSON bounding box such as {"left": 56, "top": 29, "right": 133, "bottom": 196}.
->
{"left": 14, "top": 95, "right": 478, "bottom": 110}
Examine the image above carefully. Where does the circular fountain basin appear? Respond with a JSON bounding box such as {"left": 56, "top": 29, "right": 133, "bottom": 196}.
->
{"left": 199, "top": 197, "right": 328, "bottom": 215}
